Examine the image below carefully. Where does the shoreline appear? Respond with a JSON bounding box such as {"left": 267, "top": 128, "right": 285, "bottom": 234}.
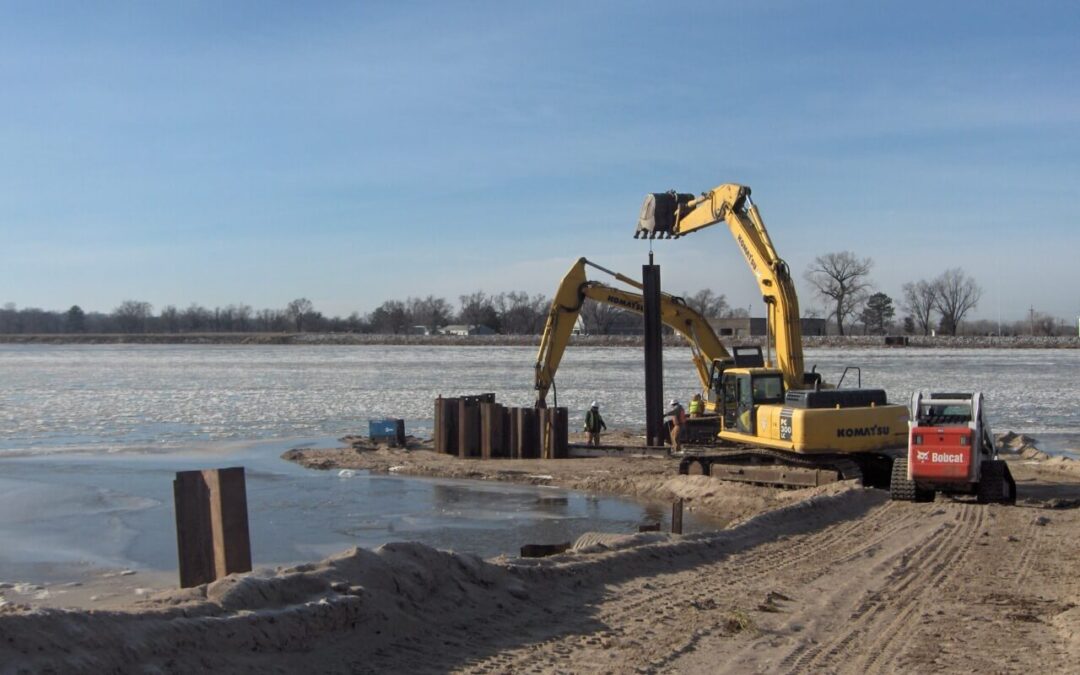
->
{"left": 1, "top": 332, "right": 1078, "bottom": 348}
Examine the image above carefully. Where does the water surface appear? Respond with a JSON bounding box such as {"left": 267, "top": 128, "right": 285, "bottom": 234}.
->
{"left": 1, "top": 344, "right": 1076, "bottom": 583}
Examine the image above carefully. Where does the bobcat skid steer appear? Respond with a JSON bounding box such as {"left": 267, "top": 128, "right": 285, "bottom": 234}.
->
{"left": 890, "top": 392, "right": 1016, "bottom": 504}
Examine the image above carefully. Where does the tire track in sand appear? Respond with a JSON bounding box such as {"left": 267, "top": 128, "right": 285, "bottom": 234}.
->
{"left": 457, "top": 498, "right": 913, "bottom": 675}
{"left": 779, "top": 503, "right": 985, "bottom": 675}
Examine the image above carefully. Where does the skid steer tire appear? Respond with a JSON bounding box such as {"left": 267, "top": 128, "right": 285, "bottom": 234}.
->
{"left": 978, "top": 460, "right": 1014, "bottom": 504}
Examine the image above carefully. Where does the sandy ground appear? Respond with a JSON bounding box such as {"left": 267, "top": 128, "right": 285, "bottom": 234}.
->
{"left": 2, "top": 432, "right": 1078, "bottom": 674}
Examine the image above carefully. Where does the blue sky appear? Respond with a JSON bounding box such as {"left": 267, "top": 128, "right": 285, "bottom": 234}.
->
{"left": 1, "top": 1, "right": 1077, "bottom": 321}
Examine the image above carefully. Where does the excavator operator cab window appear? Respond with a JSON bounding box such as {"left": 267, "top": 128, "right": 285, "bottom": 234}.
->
{"left": 721, "top": 374, "right": 739, "bottom": 430}
{"left": 752, "top": 375, "right": 785, "bottom": 404}
{"left": 736, "top": 375, "right": 754, "bottom": 434}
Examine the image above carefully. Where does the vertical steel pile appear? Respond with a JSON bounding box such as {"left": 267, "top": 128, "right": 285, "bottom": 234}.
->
{"left": 642, "top": 260, "right": 665, "bottom": 446}
{"left": 480, "top": 402, "right": 506, "bottom": 459}
{"left": 434, "top": 396, "right": 458, "bottom": 455}
{"left": 514, "top": 407, "right": 539, "bottom": 458}
{"left": 174, "top": 467, "right": 252, "bottom": 588}
{"left": 434, "top": 395, "right": 566, "bottom": 460}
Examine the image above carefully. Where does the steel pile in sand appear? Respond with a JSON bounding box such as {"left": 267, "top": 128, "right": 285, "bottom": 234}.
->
{"left": 434, "top": 394, "right": 567, "bottom": 460}
{"left": 672, "top": 498, "right": 684, "bottom": 535}
{"left": 174, "top": 467, "right": 252, "bottom": 589}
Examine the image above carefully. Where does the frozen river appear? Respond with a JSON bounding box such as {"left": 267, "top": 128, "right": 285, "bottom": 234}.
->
{"left": 1, "top": 344, "right": 1077, "bottom": 583}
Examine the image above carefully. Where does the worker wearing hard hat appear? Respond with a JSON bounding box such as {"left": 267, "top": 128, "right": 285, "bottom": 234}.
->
{"left": 583, "top": 401, "right": 607, "bottom": 447}
{"left": 665, "top": 399, "right": 687, "bottom": 453}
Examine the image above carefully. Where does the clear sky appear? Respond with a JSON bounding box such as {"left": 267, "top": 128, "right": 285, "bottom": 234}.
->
{"left": 2, "top": 1, "right": 1077, "bottom": 322}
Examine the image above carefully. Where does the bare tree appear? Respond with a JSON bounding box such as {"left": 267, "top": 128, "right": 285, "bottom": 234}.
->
{"left": 933, "top": 268, "right": 982, "bottom": 335}
{"left": 1030, "top": 311, "right": 1058, "bottom": 336}
{"left": 159, "top": 305, "right": 180, "bottom": 332}
{"left": 255, "top": 308, "right": 287, "bottom": 331}
{"left": 803, "top": 252, "right": 873, "bottom": 336}
{"left": 493, "top": 291, "right": 549, "bottom": 334}
{"left": 579, "top": 300, "right": 626, "bottom": 335}
{"left": 369, "top": 300, "right": 409, "bottom": 334}
{"left": 285, "top": 298, "right": 315, "bottom": 332}
{"left": 231, "top": 304, "right": 253, "bottom": 332}
{"left": 901, "top": 280, "right": 938, "bottom": 336}
{"left": 406, "top": 295, "right": 453, "bottom": 332}
{"left": 458, "top": 291, "right": 499, "bottom": 330}
{"left": 113, "top": 300, "right": 153, "bottom": 333}
{"left": 181, "top": 303, "right": 212, "bottom": 331}
{"left": 683, "top": 289, "right": 729, "bottom": 318}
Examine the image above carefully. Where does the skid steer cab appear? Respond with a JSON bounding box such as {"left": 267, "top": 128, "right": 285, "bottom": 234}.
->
{"left": 890, "top": 392, "right": 1015, "bottom": 504}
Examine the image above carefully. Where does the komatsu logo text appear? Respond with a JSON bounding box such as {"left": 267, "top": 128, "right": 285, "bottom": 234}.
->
{"left": 736, "top": 235, "right": 757, "bottom": 271}
{"left": 606, "top": 295, "right": 643, "bottom": 313}
{"left": 836, "top": 425, "right": 890, "bottom": 438}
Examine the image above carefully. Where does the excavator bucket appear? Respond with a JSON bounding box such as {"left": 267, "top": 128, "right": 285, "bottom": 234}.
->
{"left": 634, "top": 192, "right": 695, "bottom": 239}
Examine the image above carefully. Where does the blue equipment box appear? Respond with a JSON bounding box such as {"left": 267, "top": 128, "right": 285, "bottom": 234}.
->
{"left": 369, "top": 418, "right": 406, "bottom": 446}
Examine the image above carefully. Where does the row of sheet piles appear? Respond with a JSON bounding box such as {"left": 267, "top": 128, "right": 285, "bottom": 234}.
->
{"left": 434, "top": 395, "right": 567, "bottom": 459}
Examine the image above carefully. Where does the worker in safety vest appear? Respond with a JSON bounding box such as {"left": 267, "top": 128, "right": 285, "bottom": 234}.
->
{"left": 688, "top": 393, "right": 704, "bottom": 418}
{"left": 583, "top": 401, "right": 607, "bottom": 447}
{"left": 665, "top": 399, "right": 687, "bottom": 452}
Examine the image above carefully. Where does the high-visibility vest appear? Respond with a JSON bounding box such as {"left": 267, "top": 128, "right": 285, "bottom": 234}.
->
{"left": 688, "top": 399, "right": 703, "bottom": 415}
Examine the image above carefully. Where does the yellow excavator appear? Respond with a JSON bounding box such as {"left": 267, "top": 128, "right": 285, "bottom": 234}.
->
{"left": 534, "top": 257, "right": 734, "bottom": 410}
{"left": 534, "top": 183, "right": 909, "bottom": 486}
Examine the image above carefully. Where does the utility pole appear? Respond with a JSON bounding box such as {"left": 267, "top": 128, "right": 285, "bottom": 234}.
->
{"left": 1029, "top": 305, "right": 1035, "bottom": 336}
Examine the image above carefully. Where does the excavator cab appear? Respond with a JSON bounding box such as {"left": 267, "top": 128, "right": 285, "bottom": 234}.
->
{"left": 705, "top": 346, "right": 764, "bottom": 407}
{"left": 720, "top": 369, "right": 786, "bottom": 436}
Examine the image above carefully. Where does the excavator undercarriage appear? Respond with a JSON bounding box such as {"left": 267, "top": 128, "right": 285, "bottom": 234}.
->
{"left": 677, "top": 444, "right": 898, "bottom": 489}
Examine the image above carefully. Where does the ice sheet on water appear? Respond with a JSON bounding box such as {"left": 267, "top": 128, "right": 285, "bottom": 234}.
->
{"left": 1, "top": 344, "right": 1078, "bottom": 456}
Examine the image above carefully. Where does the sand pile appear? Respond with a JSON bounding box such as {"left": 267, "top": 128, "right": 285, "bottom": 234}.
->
{"left": 0, "top": 486, "right": 880, "bottom": 673}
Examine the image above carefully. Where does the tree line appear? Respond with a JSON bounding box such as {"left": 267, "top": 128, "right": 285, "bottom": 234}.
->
{"left": 1, "top": 256, "right": 1070, "bottom": 336}
{"left": 0, "top": 286, "right": 753, "bottom": 336}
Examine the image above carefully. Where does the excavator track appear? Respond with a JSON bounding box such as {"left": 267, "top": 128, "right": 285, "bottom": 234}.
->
{"left": 678, "top": 446, "right": 873, "bottom": 489}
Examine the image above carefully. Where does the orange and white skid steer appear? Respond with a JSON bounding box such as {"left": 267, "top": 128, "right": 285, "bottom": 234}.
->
{"left": 890, "top": 392, "right": 1016, "bottom": 504}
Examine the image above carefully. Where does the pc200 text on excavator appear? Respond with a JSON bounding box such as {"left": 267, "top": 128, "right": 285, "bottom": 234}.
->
{"left": 535, "top": 183, "right": 910, "bottom": 486}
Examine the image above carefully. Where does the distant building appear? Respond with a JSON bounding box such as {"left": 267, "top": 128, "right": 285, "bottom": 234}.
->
{"left": 801, "top": 318, "right": 828, "bottom": 336}
{"left": 442, "top": 324, "right": 497, "bottom": 336}
{"left": 708, "top": 317, "right": 827, "bottom": 339}
{"left": 408, "top": 325, "right": 437, "bottom": 336}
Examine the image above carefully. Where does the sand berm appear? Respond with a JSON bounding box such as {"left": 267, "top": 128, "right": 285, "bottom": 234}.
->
{"left": 1, "top": 430, "right": 1078, "bottom": 674}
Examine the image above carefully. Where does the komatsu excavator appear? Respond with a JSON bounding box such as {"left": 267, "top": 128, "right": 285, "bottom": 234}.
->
{"left": 534, "top": 183, "right": 908, "bottom": 486}
{"left": 637, "top": 183, "right": 909, "bottom": 484}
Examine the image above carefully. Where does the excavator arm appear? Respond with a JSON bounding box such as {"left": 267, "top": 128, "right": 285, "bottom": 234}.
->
{"left": 534, "top": 257, "right": 732, "bottom": 407}
{"left": 635, "top": 184, "right": 806, "bottom": 391}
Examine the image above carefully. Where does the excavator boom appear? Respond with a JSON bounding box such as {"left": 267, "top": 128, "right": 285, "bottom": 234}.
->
{"left": 534, "top": 257, "right": 731, "bottom": 407}
{"left": 636, "top": 184, "right": 806, "bottom": 391}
